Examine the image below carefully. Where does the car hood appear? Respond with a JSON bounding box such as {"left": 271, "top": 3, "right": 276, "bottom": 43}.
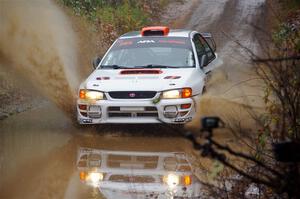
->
{"left": 83, "top": 68, "right": 198, "bottom": 92}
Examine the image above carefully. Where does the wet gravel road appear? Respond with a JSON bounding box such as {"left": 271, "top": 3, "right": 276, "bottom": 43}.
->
{"left": 0, "top": 0, "right": 268, "bottom": 198}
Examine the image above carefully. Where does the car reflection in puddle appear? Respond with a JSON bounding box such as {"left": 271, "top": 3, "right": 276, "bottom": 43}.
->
{"left": 76, "top": 147, "right": 203, "bottom": 199}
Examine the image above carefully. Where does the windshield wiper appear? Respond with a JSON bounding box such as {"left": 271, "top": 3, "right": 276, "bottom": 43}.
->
{"left": 135, "top": 64, "right": 180, "bottom": 69}
{"left": 100, "top": 65, "right": 132, "bottom": 69}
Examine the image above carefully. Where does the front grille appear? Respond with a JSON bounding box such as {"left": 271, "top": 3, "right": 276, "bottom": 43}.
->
{"left": 137, "top": 113, "right": 158, "bottom": 117}
{"left": 109, "top": 91, "right": 157, "bottom": 99}
{"left": 108, "top": 175, "right": 156, "bottom": 183}
{"left": 109, "top": 113, "right": 131, "bottom": 117}
{"left": 107, "top": 106, "right": 158, "bottom": 118}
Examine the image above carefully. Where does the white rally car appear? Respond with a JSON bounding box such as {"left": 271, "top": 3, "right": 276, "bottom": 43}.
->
{"left": 77, "top": 148, "right": 204, "bottom": 199}
{"left": 77, "top": 26, "right": 217, "bottom": 124}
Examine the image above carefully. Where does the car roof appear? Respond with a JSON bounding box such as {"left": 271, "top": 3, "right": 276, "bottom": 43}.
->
{"left": 120, "top": 29, "right": 194, "bottom": 39}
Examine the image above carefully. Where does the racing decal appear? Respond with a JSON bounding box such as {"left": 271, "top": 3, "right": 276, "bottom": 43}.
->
{"left": 111, "top": 37, "right": 193, "bottom": 51}
{"left": 80, "top": 118, "right": 93, "bottom": 123}
{"left": 119, "top": 40, "right": 133, "bottom": 46}
{"left": 164, "top": 76, "right": 181, "bottom": 79}
{"left": 129, "top": 92, "right": 136, "bottom": 98}
{"left": 137, "top": 40, "right": 155, "bottom": 44}
{"left": 174, "top": 117, "right": 192, "bottom": 123}
{"left": 159, "top": 40, "right": 186, "bottom": 45}
{"left": 152, "top": 97, "right": 161, "bottom": 104}
{"left": 96, "top": 77, "right": 110, "bottom": 80}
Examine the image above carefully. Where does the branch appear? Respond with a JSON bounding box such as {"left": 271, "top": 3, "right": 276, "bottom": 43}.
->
{"left": 221, "top": 77, "right": 264, "bottom": 95}
{"left": 253, "top": 56, "right": 300, "bottom": 63}
{"left": 206, "top": 143, "right": 277, "bottom": 188}
{"left": 210, "top": 138, "right": 283, "bottom": 178}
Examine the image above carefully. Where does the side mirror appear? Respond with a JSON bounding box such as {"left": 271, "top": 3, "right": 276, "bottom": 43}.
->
{"left": 92, "top": 57, "right": 102, "bottom": 69}
{"left": 200, "top": 54, "right": 209, "bottom": 68}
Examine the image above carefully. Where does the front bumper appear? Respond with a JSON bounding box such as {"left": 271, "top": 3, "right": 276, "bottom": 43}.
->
{"left": 77, "top": 98, "right": 196, "bottom": 124}
{"left": 98, "top": 182, "right": 202, "bottom": 198}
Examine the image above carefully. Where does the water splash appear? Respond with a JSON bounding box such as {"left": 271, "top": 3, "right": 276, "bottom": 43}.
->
{"left": 0, "top": 0, "right": 79, "bottom": 116}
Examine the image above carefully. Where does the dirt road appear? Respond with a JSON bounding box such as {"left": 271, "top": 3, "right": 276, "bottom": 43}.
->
{"left": 0, "top": 0, "right": 267, "bottom": 198}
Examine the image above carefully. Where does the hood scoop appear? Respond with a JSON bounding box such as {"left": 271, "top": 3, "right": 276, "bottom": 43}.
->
{"left": 120, "top": 69, "right": 162, "bottom": 75}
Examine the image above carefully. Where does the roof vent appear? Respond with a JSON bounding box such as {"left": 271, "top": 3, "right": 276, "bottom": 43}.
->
{"left": 141, "top": 26, "right": 169, "bottom": 36}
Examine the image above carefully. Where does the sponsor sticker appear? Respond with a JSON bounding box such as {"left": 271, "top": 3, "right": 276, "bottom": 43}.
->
{"left": 174, "top": 117, "right": 192, "bottom": 123}
{"left": 137, "top": 40, "right": 155, "bottom": 44}
{"left": 80, "top": 118, "right": 93, "bottom": 124}
{"left": 118, "top": 40, "right": 133, "bottom": 46}
{"left": 159, "top": 40, "right": 186, "bottom": 45}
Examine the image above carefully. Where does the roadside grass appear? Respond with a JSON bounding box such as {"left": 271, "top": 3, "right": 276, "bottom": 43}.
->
{"left": 272, "top": 0, "right": 300, "bottom": 51}
{"left": 281, "top": 0, "right": 300, "bottom": 11}
{"left": 54, "top": 0, "right": 178, "bottom": 78}
{"left": 58, "top": 0, "right": 175, "bottom": 38}
{"left": 96, "top": 2, "right": 149, "bottom": 34}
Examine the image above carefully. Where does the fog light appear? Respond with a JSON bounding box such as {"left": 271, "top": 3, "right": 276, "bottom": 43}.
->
{"left": 78, "top": 104, "right": 87, "bottom": 110}
{"left": 164, "top": 106, "right": 178, "bottom": 118}
{"left": 88, "top": 106, "right": 102, "bottom": 118}
{"left": 181, "top": 104, "right": 191, "bottom": 109}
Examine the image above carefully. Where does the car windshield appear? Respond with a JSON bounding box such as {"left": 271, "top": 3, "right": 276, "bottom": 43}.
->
{"left": 100, "top": 37, "right": 195, "bottom": 69}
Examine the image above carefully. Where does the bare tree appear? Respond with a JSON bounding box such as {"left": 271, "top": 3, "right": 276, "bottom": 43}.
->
{"left": 180, "top": 5, "right": 300, "bottom": 198}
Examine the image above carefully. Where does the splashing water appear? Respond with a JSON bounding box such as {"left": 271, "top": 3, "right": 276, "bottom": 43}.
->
{"left": 0, "top": 0, "right": 79, "bottom": 116}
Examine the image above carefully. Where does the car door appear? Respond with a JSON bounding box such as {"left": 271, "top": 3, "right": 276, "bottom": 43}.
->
{"left": 193, "top": 33, "right": 216, "bottom": 74}
{"left": 200, "top": 32, "right": 216, "bottom": 53}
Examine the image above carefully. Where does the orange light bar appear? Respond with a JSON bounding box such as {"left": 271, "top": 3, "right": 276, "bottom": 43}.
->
{"left": 182, "top": 88, "right": 192, "bottom": 98}
{"left": 79, "top": 89, "right": 86, "bottom": 99}
{"left": 141, "top": 26, "right": 170, "bottom": 36}
{"left": 183, "top": 175, "right": 192, "bottom": 186}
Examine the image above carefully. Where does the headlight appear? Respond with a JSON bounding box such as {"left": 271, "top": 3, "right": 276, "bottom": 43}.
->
{"left": 163, "top": 174, "right": 192, "bottom": 188}
{"left": 79, "top": 89, "right": 104, "bottom": 100}
{"left": 161, "top": 88, "right": 192, "bottom": 99}
{"left": 80, "top": 171, "right": 104, "bottom": 187}
{"left": 87, "top": 172, "right": 104, "bottom": 183}
{"left": 164, "top": 173, "right": 180, "bottom": 188}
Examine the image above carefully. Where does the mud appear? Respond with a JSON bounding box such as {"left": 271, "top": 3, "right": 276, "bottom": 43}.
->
{"left": 0, "top": 102, "right": 192, "bottom": 199}
{"left": 0, "top": 59, "right": 47, "bottom": 119}
{"left": 0, "top": 0, "right": 79, "bottom": 116}
{"left": 0, "top": 0, "right": 269, "bottom": 198}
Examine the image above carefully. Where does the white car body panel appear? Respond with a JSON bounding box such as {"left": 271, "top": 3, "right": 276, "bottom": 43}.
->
{"left": 77, "top": 28, "right": 217, "bottom": 124}
{"left": 77, "top": 148, "right": 203, "bottom": 199}
{"left": 84, "top": 68, "right": 204, "bottom": 94}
